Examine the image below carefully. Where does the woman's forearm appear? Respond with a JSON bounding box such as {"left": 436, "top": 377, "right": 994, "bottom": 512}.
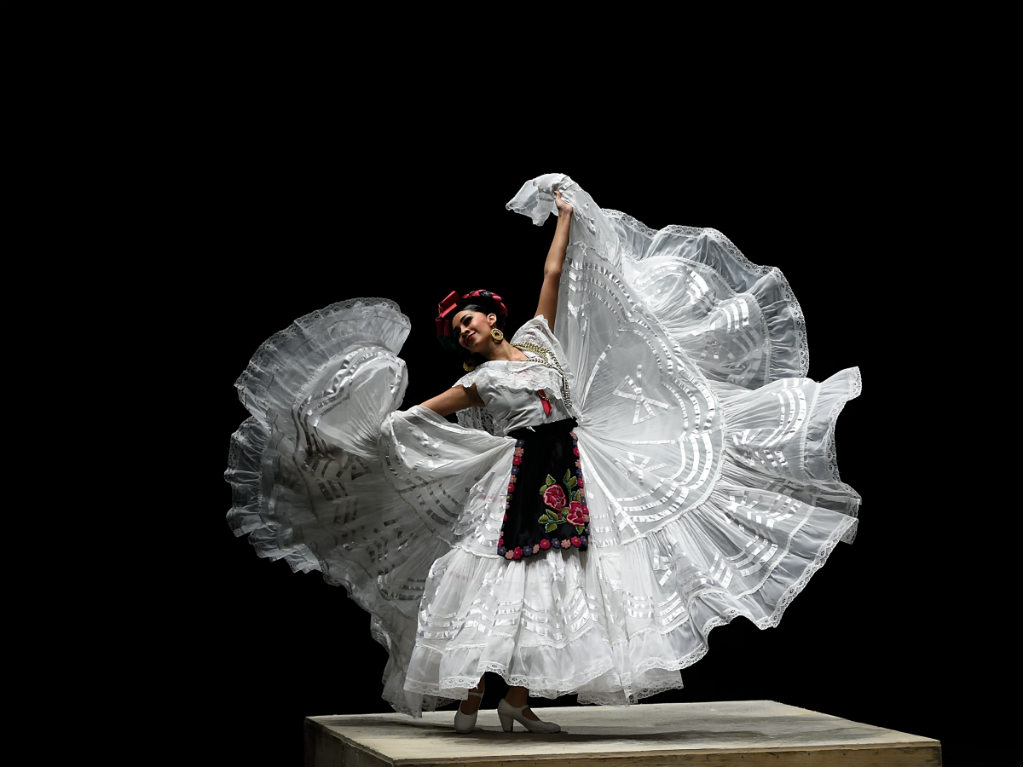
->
{"left": 534, "top": 210, "right": 571, "bottom": 327}
{"left": 544, "top": 211, "right": 572, "bottom": 277}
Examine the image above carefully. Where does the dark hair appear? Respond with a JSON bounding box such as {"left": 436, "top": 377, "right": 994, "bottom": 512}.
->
{"left": 455, "top": 302, "right": 505, "bottom": 331}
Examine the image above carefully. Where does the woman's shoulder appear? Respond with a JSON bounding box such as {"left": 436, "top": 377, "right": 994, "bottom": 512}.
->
{"left": 511, "top": 314, "right": 556, "bottom": 347}
{"left": 452, "top": 361, "right": 508, "bottom": 391}
{"left": 452, "top": 367, "right": 484, "bottom": 390}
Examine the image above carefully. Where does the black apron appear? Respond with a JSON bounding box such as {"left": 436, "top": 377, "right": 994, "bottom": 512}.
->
{"left": 497, "top": 418, "right": 590, "bottom": 561}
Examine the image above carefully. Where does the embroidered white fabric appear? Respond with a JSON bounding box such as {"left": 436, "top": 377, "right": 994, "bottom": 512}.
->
{"left": 226, "top": 173, "right": 862, "bottom": 716}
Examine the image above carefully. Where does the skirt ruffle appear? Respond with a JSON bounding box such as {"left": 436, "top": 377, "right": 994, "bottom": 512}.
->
{"left": 402, "top": 479, "right": 854, "bottom": 705}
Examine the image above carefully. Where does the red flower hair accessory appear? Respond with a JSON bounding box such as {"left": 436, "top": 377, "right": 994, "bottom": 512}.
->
{"left": 435, "top": 289, "right": 510, "bottom": 347}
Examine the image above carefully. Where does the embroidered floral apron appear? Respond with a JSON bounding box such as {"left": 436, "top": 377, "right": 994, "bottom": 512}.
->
{"left": 496, "top": 417, "right": 590, "bottom": 561}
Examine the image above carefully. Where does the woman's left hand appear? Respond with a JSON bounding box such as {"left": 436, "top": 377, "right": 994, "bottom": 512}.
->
{"left": 554, "top": 189, "right": 573, "bottom": 216}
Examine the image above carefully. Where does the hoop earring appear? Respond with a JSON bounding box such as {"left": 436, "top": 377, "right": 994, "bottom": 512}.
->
{"left": 490, "top": 328, "right": 504, "bottom": 342}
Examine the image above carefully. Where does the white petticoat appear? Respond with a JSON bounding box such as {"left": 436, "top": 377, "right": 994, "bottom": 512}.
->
{"left": 225, "top": 173, "right": 861, "bottom": 716}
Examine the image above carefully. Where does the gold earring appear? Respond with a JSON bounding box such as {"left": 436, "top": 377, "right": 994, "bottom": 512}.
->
{"left": 463, "top": 360, "right": 476, "bottom": 372}
{"left": 490, "top": 328, "right": 504, "bottom": 342}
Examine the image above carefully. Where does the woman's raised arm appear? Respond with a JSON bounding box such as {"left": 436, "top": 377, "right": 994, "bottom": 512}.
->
{"left": 534, "top": 189, "right": 574, "bottom": 330}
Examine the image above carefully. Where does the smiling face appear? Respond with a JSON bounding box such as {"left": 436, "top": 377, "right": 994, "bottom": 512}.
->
{"left": 452, "top": 309, "right": 497, "bottom": 355}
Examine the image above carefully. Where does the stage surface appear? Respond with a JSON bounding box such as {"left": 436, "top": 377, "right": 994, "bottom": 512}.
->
{"left": 305, "top": 699, "right": 940, "bottom": 766}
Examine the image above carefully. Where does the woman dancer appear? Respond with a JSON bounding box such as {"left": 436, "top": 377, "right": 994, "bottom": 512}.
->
{"left": 226, "top": 174, "right": 861, "bottom": 734}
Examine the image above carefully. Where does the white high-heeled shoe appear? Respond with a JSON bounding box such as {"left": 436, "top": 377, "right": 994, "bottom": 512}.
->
{"left": 453, "top": 684, "right": 485, "bottom": 733}
{"left": 496, "top": 698, "right": 561, "bottom": 733}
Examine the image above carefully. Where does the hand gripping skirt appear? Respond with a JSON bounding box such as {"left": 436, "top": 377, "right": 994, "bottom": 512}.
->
{"left": 497, "top": 418, "right": 591, "bottom": 561}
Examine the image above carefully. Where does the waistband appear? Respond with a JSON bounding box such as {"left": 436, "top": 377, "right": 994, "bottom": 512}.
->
{"left": 508, "top": 417, "right": 578, "bottom": 441}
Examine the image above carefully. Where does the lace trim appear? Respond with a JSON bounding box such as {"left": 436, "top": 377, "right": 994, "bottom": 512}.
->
{"left": 577, "top": 678, "right": 686, "bottom": 706}
{"left": 454, "top": 364, "right": 565, "bottom": 398}
{"left": 404, "top": 648, "right": 687, "bottom": 704}
{"left": 824, "top": 368, "right": 863, "bottom": 484}
{"left": 455, "top": 407, "right": 498, "bottom": 435}
{"left": 754, "top": 513, "right": 856, "bottom": 628}
{"left": 761, "top": 267, "right": 810, "bottom": 381}
{"left": 823, "top": 368, "right": 863, "bottom": 544}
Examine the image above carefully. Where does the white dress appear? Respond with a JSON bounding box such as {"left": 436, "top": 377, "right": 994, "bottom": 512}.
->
{"left": 225, "top": 173, "right": 861, "bottom": 717}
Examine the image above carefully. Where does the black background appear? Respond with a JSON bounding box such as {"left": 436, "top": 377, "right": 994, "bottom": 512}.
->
{"left": 136, "top": 36, "right": 1015, "bottom": 767}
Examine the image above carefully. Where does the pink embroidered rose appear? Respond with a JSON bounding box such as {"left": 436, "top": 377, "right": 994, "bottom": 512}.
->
{"left": 542, "top": 484, "right": 566, "bottom": 511}
{"left": 539, "top": 539, "right": 551, "bottom": 550}
{"left": 513, "top": 547, "right": 523, "bottom": 560}
{"left": 571, "top": 536, "right": 582, "bottom": 547}
{"left": 532, "top": 544, "right": 540, "bottom": 554}
{"left": 505, "top": 551, "right": 514, "bottom": 560}
{"left": 566, "top": 501, "right": 587, "bottom": 526}
{"left": 561, "top": 539, "right": 571, "bottom": 549}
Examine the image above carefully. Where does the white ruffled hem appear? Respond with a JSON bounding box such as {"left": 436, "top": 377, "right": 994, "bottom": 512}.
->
{"left": 400, "top": 491, "right": 855, "bottom": 707}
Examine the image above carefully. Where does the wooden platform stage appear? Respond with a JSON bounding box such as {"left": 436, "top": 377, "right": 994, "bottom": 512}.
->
{"left": 305, "top": 699, "right": 940, "bottom": 766}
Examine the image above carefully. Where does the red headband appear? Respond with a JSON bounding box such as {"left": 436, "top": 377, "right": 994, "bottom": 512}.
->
{"left": 435, "top": 289, "right": 508, "bottom": 338}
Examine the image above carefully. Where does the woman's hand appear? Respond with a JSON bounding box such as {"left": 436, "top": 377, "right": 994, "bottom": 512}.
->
{"left": 554, "top": 188, "right": 573, "bottom": 216}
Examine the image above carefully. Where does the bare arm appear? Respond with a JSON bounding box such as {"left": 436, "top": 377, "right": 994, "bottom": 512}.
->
{"left": 419, "top": 384, "right": 484, "bottom": 417}
{"left": 534, "top": 190, "right": 574, "bottom": 330}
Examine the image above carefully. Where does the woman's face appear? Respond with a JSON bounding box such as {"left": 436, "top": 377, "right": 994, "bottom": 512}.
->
{"left": 452, "top": 309, "right": 496, "bottom": 354}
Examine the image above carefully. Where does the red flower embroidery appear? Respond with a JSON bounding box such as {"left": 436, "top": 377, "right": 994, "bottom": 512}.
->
{"left": 513, "top": 455, "right": 522, "bottom": 465}
{"left": 571, "top": 536, "right": 582, "bottom": 547}
{"left": 512, "top": 547, "right": 523, "bottom": 560}
{"left": 542, "top": 484, "right": 566, "bottom": 511}
{"left": 566, "top": 501, "right": 586, "bottom": 526}
{"left": 508, "top": 483, "right": 515, "bottom": 493}
{"left": 539, "top": 539, "right": 551, "bottom": 550}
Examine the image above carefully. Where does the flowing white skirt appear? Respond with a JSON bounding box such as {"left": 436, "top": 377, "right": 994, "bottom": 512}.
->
{"left": 225, "top": 174, "right": 861, "bottom": 716}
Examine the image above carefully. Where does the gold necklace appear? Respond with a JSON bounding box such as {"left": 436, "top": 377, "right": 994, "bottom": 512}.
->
{"left": 513, "top": 342, "right": 573, "bottom": 410}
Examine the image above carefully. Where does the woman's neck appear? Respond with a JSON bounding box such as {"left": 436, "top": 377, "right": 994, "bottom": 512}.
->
{"left": 481, "top": 341, "right": 528, "bottom": 362}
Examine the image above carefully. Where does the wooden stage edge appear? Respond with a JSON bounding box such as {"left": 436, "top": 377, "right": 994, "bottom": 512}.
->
{"left": 305, "top": 699, "right": 941, "bottom": 767}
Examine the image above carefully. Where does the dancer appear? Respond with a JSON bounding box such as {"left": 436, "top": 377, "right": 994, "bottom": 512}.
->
{"left": 226, "top": 174, "right": 861, "bottom": 734}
